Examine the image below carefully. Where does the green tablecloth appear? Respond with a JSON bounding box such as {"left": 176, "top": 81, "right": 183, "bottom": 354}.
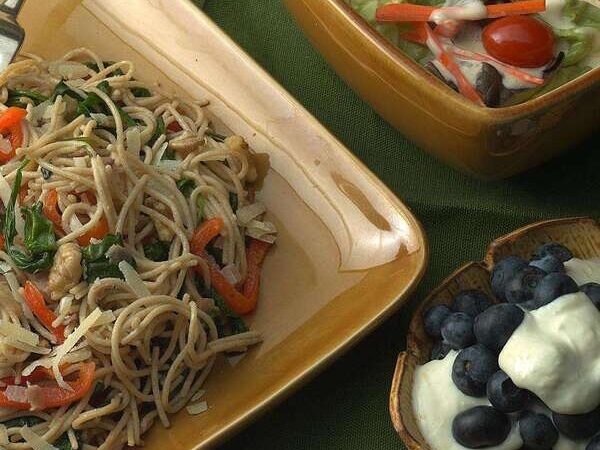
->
{"left": 201, "top": 1, "right": 599, "bottom": 448}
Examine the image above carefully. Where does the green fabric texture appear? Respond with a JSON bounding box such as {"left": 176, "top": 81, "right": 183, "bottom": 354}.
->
{"left": 201, "top": 1, "right": 600, "bottom": 449}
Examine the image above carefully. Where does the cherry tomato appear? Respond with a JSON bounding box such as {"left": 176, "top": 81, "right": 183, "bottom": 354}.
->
{"left": 482, "top": 16, "right": 555, "bottom": 68}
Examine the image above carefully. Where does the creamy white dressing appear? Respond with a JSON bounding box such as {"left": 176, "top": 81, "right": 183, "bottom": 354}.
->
{"left": 452, "top": 23, "right": 545, "bottom": 90}
{"left": 430, "top": 0, "right": 488, "bottom": 23}
{"left": 412, "top": 351, "right": 523, "bottom": 450}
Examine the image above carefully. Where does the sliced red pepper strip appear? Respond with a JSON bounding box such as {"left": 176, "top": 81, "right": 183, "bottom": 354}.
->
{"left": 420, "top": 23, "right": 485, "bottom": 106}
{"left": 242, "top": 239, "right": 272, "bottom": 305}
{"left": 42, "top": 189, "right": 64, "bottom": 234}
{"left": 0, "top": 362, "right": 95, "bottom": 410}
{"left": 0, "top": 107, "right": 26, "bottom": 163}
{"left": 376, "top": 0, "right": 545, "bottom": 22}
{"left": 0, "top": 234, "right": 5, "bottom": 250}
{"left": 23, "top": 281, "right": 66, "bottom": 343}
{"left": 167, "top": 121, "right": 183, "bottom": 132}
{"left": 190, "top": 218, "right": 261, "bottom": 315}
{"left": 1, "top": 366, "right": 64, "bottom": 386}
{"left": 77, "top": 215, "right": 109, "bottom": 246}
{"left": 190, "top": 218, "right": 224, "bottom": 255}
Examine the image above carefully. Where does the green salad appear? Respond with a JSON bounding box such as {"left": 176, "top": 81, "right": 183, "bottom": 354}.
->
{"left": 346, "top": 0, "right": 600, "bottom": 106}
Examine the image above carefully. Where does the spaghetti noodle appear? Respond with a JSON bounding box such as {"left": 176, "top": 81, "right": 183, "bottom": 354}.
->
{"left": 0, "top": 48, "right": 275, "bottom": 449}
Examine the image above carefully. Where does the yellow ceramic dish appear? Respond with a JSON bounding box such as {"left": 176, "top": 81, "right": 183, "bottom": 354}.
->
{"left": 284, "top": 0, "right": 600, "bottom": 179}
{"left": 19, "top": 0, "right": 428, "bottom": 448}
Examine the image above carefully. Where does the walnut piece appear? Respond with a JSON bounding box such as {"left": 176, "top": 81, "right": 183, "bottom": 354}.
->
{"left": 48, "top": 243, "right": 83, "bottom": 301}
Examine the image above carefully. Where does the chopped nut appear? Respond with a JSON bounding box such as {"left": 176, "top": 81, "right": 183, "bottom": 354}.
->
{"left": 225, "top": 136, "right": 257, "bottom": 182}
{"left": 48, "top": 243, "right": 83, "bottom": 301}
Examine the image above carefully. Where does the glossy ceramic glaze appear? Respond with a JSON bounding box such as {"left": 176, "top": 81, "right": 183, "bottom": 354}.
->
{"left": 284, "top": 0, "right": 600, "bottom": 179}
{"left": 389, "top": 217, "right": 600, "bottom": 450}
{"left": 18, "top": 0, "right": 427, "bottom": 448}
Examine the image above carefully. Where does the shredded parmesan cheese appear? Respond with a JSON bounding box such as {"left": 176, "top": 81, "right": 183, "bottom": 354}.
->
{"left": 52, "top": 308, "right": 102, "bottom": 389}
{"left": 119, "top": 261, "right": 151, "bottom": 298}
{"left": 0, "top": 320, "right": 39, "bottom": 346}
{"left": 20, "top": 426, "right": 58, "bottom": 450}
{"left": 186, "top": 401, "right": 208, "bottom": 415}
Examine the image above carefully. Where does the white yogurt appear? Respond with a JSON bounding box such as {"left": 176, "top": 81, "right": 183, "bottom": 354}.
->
{"left": 499, "top": 292, "right": 600, "bottom": 414}
{"left": 565, "top": 257, "right": 600, "bottom": 285}
{"left": 413, "top": 257, "right": 600, "bottom": 450}
{"left": 412, "top": 351, "right": 523, "bottom": 450}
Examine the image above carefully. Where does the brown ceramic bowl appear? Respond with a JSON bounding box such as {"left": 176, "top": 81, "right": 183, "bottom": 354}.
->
{"left": 284, "top": 0, "right": 600, "bottom": 179}
{"left": 389, "top": 217, "right": 600, "bottom": 449}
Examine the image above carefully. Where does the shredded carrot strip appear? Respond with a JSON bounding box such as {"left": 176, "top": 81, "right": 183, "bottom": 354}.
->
{"left": 77, "top": 216, "right": 109, "bottom": 246}
{"left": 376, "top": 0, "right": 545, "bottom": 22}
{"left": 451, "top": 47, "right": 545, "bottom": 85}
{"left": 242, "top": 239, "right": 272, "bottom": 305}
{"left": 421, "top": 23, "right": 485, "bottom": 106}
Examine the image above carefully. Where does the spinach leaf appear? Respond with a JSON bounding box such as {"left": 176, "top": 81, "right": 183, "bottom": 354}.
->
{"left": 84, "top": 60, "right": 124, "bottom": 76}
{"left": 82, "top": 234, "right": 129, "bottom": 283}
{"left": 52, "top": 81, "right": 84, "bottom": 102}
{"left": 176, "top": 177, "right": 195, "bottom": 197}
{"left": 7, "top": 89, "right": 48, "bottom": 107}
{"left": 209, "top": 288, "right": 248, "bottom": 337}
{"left": 149, "top": 116, "right": 166, "bottom": 146}
{"left": 132, "top": 87, "right": 152, "bottom": 98}
{"left": 53, "top": 431, "right": 79, "bottom": 450}
{"left": 76, "top": 92, "right": 105, "bottom": 117}
{"left": 3, "top": 163, "right": 57, "bottom": 272}
{"left": 90, "top": 382, "right": 111, "bottom": 408}
{"left": 197, "top": 196, "right": 206, "bottom": 221}
{"left": 229, "top": 192, "right": 238, "bottom": 212}
{"left": 2, "top": 416, "right": 44, "bottom": 428}
{"left": 143, "top": 240, "right": 170, "bottom": 262}
{"left": 22, "top": 203, "right": 57, "bottom": 254}
{"left": 162, "top": 148, "right": 176, "bottom": 160}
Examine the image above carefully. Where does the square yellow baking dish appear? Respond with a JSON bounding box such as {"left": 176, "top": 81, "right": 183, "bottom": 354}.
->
{"left": 18, "top": 0, "right": 428, "bottom": 448}
{"left": 285, "top": 0, "right": 600, "bottom": 179}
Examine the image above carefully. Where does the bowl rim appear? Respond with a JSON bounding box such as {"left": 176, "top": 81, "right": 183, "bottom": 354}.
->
{"left": 330, "top": 0, "right": 600, "bottom": 118}
{"left": 388, "top": 216, "right": 599, "bottom": 450}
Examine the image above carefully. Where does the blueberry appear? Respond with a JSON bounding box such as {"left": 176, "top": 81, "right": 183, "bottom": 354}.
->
{"left": 452, "top": 290, "right": 493, "bottom": 317}
{"left": 431, "top": 341, "right": 452, "bottom": 360}
{"left": 505, "top": 266, "right": 546, "bottom": 304}
{"left": 533, "top": 242, "right": 573, "bottom": 262}
{"left": 529, "top": 255, "right": 565, "bottom": 274}
{"left": 519, "top": 411, "right": 558, "bottom": 450}
{"left": 530, "top": 273, "right": 578, "bottom": 309}
{"left": 441, "top": 312, "right": 475, "bottom": 350}
{"left": 452, "top": 406, "right": 511, "bottom": 448}
{"left": 486, "top": 370, "right": 529, "bottom": 413}
{"left": 491, "top": 256, "right": 528, "bottom": 301}
{"left": 424, "top": 304, "right": 452, "bottom": 338}
{"left": 587, "top": 434, "right": 600, "bottom": 450}
{"left": 474, "top": 303, "right": 524, "bottom": 353}
{"left": 582, "top": 283, "right": 600, "bottom": 310}
{"left": 452, "top": 344, "right": 498, "bottom": 397}
{"left": 552, "top": 407, "right": 600, "bottom": 440}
